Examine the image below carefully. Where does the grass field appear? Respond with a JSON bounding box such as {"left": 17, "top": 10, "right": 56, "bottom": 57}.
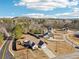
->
{"left": 0, "top": 33, "right": 4, "bottom": 47}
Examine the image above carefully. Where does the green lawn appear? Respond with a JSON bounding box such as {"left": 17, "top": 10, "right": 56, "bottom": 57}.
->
{"left": 0, "top": 33, "right": 4, "bottom": 44}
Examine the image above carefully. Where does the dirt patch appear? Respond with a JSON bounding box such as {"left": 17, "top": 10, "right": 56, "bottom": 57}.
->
{"left": 47, "top": 41, "right": 75, "bottom": 56}
{"left": 46, "top": 30, "right": 75, "bottom": 56}
{"left": 15, "top": 34, "right": 48, "bottom": 59}
{"left": 74, "top": 57, "right": 79, "bottom": 59}
{"left": 15, "top": 47, "right": 48, "bottom": 59}
{"left": 0, "top": 43, "right": 2, "bottom": 47}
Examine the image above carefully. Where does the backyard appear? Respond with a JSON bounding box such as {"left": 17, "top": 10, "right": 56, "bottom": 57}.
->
{"left": 14, "top": 29, "right": 76, "bottom": 59}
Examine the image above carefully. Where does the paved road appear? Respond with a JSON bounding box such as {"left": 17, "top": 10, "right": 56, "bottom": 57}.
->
{"left": 0, "top": 40, "right": 14, "bottom": 59}
{"left": 63, "top": 34, "right": 77, "bottom": 47}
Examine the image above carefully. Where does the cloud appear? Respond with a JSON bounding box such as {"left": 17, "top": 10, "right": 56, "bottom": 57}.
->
{"left": 55, "top": 7, "right": 79, "bottom": 18}
{"left": 23, "top": 7, "right": 79, "bottom": 18}
{"left": 14, "top": 0, "right": 79, "bottom": 10}
{"left": 23, "top": 13, "right": 56, "bottom": 18}
{"left": 0, "top": 16, "right": 14, "bottom": 18}
{"left": 14, "top": 2, "right": 25, "bottom": 6}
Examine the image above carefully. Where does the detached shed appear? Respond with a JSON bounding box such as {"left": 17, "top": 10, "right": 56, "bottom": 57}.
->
{"left": 38, "top": 40, "right": 46, "bottom": 48}
{"left": 31, "top": 42, "right": 38, "bottom": 50}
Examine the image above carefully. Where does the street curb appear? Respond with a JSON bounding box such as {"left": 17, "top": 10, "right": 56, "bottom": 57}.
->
{"left": 0, "top": 40, "right": 7, "bottom": 50}
{"left": 9, "top": 40, "right": 14, "bottom": 57}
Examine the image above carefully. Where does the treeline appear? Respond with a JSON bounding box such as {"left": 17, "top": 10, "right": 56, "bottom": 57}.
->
{"left": 0, "top": 17, "right": 79, "bottom": 39}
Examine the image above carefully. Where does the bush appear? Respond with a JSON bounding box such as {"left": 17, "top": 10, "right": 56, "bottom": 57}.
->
{"left": 30, "top": 29, "right": 42, "bottom": 34}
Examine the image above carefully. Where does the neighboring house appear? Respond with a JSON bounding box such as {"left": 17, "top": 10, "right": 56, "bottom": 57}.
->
{"left": 43, "top": 26, "right": 54, "bottom": 38}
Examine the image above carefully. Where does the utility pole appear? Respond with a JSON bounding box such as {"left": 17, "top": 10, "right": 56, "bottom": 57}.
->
{"left": 55, "top": 41, "right": 58, "bottom": 53}
{"left": 27, "top": 48, "right": 28, "bottom": 59}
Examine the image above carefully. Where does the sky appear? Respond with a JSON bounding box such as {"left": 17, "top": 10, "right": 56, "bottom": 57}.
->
{"left": 0, "top": 0, "right": 79, "bottom": 18}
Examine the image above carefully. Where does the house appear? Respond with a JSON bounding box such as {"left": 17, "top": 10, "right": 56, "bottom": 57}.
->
{"left": 23, "top": 40, "right": 38, "bottom": 50}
